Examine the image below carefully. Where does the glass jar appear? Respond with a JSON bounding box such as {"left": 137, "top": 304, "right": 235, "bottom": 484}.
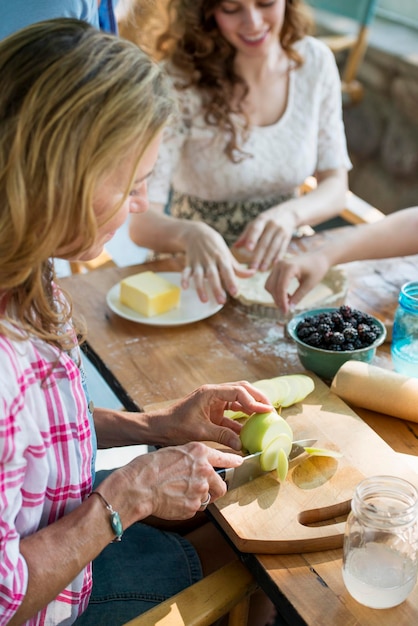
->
{"left": 391, "top": 281, "right": 418, "bottom": 377}
{"left": 343, "top": 475, "right": 418, "bottom": 609}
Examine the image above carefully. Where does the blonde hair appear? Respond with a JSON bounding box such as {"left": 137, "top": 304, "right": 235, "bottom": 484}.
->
{"left": 0, "top": 18, "right": 173, "bottom": 350}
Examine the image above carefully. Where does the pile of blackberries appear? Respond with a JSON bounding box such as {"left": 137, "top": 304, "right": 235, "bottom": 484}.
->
{"left": 295, "top": 305, "right": 383, "bottom": 352}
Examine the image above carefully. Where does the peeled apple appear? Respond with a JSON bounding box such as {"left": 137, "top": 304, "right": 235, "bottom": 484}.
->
{"left": 240, "top": 412, "right": 293, "bottom": 482}
{"left": 233, "top": 375, "right": 317, "bottom": 482}
{"left": 240, "top": 412, "right": 293, "bottom": 454}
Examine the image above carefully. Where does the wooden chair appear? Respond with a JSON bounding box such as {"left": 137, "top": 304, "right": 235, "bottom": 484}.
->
{"left": 305, "top": 0, "right": 378, "bottom": 104}
{"left": 122, "top": 560, "right": 258, "bottom": 626}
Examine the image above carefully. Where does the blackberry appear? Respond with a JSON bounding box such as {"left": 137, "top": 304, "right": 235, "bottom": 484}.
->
{"left": 332, "top": 332, "right": 345, "bottom": 345}
{"left": 298, "top": 326, "right": 313, "bottom": 340}
{"left": 357, "top": 323, "right": 371, "bottom": 336}
{"left": 317, "top": 322, "right": 332, "bottom": 334}
{"left": 343, "top": 327, "right": 358, "bottom": 342}
{"left": 339, "top": 305, "right": 352, "bottom": 320}
{"left": 306, "top": 332, "right": 322, "bottom": 347}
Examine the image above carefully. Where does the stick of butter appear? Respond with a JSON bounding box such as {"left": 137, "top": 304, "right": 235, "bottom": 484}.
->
{"left": 120, "top": 271, "right": 181, "bottom": 317}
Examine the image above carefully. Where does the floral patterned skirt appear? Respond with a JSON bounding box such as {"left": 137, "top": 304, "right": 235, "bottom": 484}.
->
{"left": 170, "top": 191, "right": 294, "bottom": 247}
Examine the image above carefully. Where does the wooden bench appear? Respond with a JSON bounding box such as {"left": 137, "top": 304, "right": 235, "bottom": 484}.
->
{"left": 122, "top": 560, "right": 258, "bottom": 626}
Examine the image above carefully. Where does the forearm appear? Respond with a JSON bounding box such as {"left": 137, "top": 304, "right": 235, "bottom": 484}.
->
{"left": 285, "top": 168, "right": 348, "bottom": 229}
{"left": 129, "top": 203, "right": 195, "bottom": 254}
{"left": 9, "top": 480, "right": 148, "bottom": 625}
{"left": 318, "top": 206, "right": 418, "bottom": 267}
{"left": 94, "top": 406, "right": 162, "bottom": 448}
{"left": 94, "top": 405, "right": 185, "bottom": 449}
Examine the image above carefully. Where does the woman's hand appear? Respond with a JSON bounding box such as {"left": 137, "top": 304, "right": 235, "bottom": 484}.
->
{"left": 120, "top": 442, "right": 243, "bottom": 521}
{"left": 265, "top": 251, "right": 331, "bottom": 314}
{"left": 149, "top": 380, "right": 274, "bottom": 451}
{"left": 180, "top": 221, "right": 255, "bottom": 304}
{"left": 233, "top": 205, "right": 297, "bottom": 271}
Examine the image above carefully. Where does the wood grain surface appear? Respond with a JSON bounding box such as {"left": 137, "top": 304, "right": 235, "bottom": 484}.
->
{"left": 209, "top": 374, "right": 418, "bottom": 553}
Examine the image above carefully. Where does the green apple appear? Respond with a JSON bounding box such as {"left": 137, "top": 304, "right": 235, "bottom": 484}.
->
{"left": 240, "top": 411, "right": 293, "bottom": 454}
{"left": 260, "top": 434, "right": 292, "bottom": 472}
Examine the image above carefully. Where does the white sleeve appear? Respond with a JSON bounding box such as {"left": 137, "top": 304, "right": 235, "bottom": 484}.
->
{"left": 315, "top": 45, "right": 352, "bottom": 173}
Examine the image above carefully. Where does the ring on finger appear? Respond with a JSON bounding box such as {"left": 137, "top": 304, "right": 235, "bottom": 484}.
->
{"left": 199, "top": 493, "right": 211, "bottom": 510}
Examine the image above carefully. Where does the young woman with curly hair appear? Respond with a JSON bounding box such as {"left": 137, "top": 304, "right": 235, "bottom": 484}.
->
{"left": 129, "top": 0, "right": 351, "bottom": 305}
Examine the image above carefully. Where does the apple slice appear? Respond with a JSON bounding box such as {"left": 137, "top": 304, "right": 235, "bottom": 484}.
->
{"left": 259, "top": 434, "right": 292, "bottom": 472}
{"left": 240, "top": 411, "right": 293, "bottom": 453}
{"left": 253, "top": 377, "right": 291, "bottom": 408}
{"left": 277, "top": 448, "right": 289, "bottom": 482}
{"left": 304, "top": 447, "right": 342, "bottom": 458}
{"left": 278, "top": 375, "right": 315, "bottom": 407}
{"left": 223, "top": 374, "right": 315, "bottom": 419}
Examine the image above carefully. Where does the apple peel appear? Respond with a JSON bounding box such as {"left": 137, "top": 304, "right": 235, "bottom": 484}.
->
{"left": 304, "top": 447, "right": 342, "bottom": 458}
{"left": 223, "top": 409, "right": 249, "bottom": 420}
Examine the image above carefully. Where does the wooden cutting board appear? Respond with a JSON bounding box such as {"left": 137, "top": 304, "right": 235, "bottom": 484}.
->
{"left": 208, "top": 374, "right": 418, "bottom": 554}
{"left": 145, "top": 374, "right": 418, "bottom": 554}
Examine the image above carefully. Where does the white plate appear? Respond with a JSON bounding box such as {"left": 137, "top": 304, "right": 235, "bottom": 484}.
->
{"left": 106, "top": 272, "right": 224, "bottom": 326}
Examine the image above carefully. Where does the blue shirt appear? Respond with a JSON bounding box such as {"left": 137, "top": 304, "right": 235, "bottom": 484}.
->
{"left": 0, "top": 0, "right": 99, "bottom": 39}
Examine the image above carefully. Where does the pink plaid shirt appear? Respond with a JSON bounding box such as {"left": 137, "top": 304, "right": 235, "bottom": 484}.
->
{"left": 0, "top": 328, "right": 94, "bottom": 625}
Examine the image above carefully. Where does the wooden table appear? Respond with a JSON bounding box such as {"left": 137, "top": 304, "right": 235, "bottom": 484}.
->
{"left": 59, "top": 229, "right": 418, "bottom": 625}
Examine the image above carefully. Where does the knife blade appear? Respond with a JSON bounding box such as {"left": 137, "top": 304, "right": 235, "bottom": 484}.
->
{"left": 216, "top": 439, "right": 317, "bottom": 491}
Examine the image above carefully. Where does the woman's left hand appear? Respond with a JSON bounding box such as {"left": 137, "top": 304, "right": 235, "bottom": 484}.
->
{"left": 149, "top": 381, "right": 274, "bottom": 450}
{"left": 233, "top": 206, "right": 297, "bottom": 271}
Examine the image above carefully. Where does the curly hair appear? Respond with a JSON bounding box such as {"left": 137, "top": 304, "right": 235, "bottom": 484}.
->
{"left": 0, "top": 19, "right": 173, "bottom": 351}
{"left": 155, "top": 0, "right": 312, "bottom": 161}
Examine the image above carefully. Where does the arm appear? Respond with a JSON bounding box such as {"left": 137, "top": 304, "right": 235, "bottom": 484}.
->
{"left": 6, "top": 381, "right": 273, "bottom": 624}
{"left": 129, "top": 204, "right": 255, "bottom": 304}
{"left": 233, "top": 167, "right": 348, "bottom": 271}
{"left": 265, "top": 206, "right": 418, "bottom": 313}
{"left": 94, "top": 380, "right": 274, "bottom": 451}
{"left": 10, "top": 443, "right": 240, "bottom": 625}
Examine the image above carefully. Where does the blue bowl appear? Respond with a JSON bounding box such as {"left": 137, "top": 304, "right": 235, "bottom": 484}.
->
{"left": 287, "top": 307, "right": 387, "bottom": 381}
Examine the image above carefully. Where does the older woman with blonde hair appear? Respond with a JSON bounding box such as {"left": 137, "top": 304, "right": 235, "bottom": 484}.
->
{"left": 0, "top": 19, "right": 275, "bottom": 626}
{"left": 129, "top": 0, "right": 351, "bottom": 305}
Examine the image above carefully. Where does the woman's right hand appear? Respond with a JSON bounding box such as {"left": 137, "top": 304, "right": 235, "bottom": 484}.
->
{"left": 265, "top": 251, "right": 331, "bottom": 314}
{"left": 180, "top": 221, "right": 254, "bottom": 304}
{"left": 110, "top": 443, "right": 242, "bottom": 523}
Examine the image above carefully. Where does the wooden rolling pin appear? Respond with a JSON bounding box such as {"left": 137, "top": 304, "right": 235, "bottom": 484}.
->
{"left": 331, "top": 361, "right": 418, "bottom": 423}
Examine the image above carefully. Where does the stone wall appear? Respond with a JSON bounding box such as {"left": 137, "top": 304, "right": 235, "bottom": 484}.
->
{"left": 341, "top": 48, "right": 418, "bottom": 214}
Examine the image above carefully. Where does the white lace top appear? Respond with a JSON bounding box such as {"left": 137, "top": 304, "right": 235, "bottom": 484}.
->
{"left": 148, "top": 37, "right": 352, "bottom": 245}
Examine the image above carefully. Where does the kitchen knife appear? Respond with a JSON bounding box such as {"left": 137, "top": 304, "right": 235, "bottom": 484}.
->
{"left": 216, "top": 439, "right": 317, "bottom": 491}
